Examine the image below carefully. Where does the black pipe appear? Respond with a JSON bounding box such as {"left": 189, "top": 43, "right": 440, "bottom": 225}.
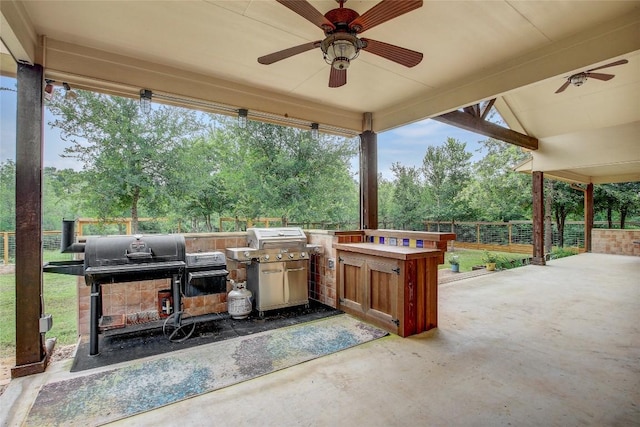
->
{"left": 61, "top": 219, "right": 85, "bottom": 253}
{"left": 89, "top": 281, "right": 100, "bottom": 356}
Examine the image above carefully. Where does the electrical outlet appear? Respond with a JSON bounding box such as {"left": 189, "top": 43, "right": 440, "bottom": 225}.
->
{"left": 39, "top": 314, "right": 53, "bottom": 333}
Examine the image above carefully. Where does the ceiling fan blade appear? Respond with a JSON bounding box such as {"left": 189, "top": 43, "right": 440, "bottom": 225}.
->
{"left": 361, "top": 38, "right": 423, "bottom": 67}
{"left": 329, "top": 67, "right": 347, "bottom": 88}
{"left": 276, "top": 0, "right": 335, "bottom": 31}
{"left": 349, "top": 0, "right": 422, "bottom": 33}
{"left": 585, "top": 72, "right": 615, "bottom": 81}
{"left": 555, "top": 80, "right": 571, "bottom": 94}
{"left": 587, "top": 59, "right": 628, "bottom": 73}
{"left": 258, "top": 41, "right": 321, "bottom": 65}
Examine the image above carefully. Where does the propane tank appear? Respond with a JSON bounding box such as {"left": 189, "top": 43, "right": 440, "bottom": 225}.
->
{"left": 227, "top": 280, "right": 252, "bottom": 319}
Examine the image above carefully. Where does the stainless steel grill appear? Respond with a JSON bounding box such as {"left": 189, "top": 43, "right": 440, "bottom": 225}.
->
{"left": 226, "top": 227, "right": 321, "bottom": 317}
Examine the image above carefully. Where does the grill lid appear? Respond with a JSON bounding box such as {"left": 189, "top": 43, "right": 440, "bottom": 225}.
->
{"left": 185, "top": 251, "right": 226, "bottom": 267}
{"left": 246, "top": 227, "right": 307, "bottom": 249}
{"left": 84, "top": 234, "right": 186, "bottom": 268}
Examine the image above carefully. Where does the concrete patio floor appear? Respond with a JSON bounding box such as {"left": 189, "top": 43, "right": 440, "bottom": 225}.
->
{"left": 3, "top": 253, "right": 639, "bottom": 426}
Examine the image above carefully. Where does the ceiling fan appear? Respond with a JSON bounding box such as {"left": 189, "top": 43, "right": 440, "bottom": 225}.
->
{"left": 555, "top": 59, "right": 628, "bottom": 94}
{"left": 258, "top": 0, "right": 424, "bottom": 88}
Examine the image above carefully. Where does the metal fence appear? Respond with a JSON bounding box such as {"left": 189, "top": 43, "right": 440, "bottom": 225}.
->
{"left": 3, "top": 220, "right": 637, "bottom": 264}
{"left": 1, "top": 231, "right": 67, "bottom": 265}
{"left": 425, "top": 220, "right": 639, "bottom": 254}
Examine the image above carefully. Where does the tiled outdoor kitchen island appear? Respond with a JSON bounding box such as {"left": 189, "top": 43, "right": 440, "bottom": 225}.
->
{"left": 334, "top": 230, "right": 455, "bottom": 336}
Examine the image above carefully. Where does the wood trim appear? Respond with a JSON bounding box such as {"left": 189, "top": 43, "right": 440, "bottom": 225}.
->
{"left": 366, "top": 229, "right": 456, "bottom": 242}
{"left": 425, "top": 256, "right": 438, "bottom": 329}
{"left": 432, "top": 110, "right": 538, "bottom": 150}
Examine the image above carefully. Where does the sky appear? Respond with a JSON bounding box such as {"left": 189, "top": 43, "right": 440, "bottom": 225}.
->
{"left": 1, "top": 75, "right": 486, "bottom": 179}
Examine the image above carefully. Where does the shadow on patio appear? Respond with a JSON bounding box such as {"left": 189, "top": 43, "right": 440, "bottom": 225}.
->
{"left": 2, "top": 253, "right": 638, "bottom": 426}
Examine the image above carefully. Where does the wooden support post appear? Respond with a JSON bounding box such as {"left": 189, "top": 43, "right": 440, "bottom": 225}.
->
{"left": 585, "top": 183, "right": 594, "bottom": 252}
{"left": 360, "top": 130, "right": 378, "bottom": 230}
{"left": 532, "top": 171, "right": 546, "bottom": 265}
{"left": 12, "top": 63, "right": 47, "bottom": 378}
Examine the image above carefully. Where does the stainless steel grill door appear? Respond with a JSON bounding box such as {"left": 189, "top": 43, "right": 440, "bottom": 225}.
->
{"left": 257, "top": 263, "right": 285, "bottom": 309}
{"left": 284, "top": 260, "right": 308, "bottom": 304}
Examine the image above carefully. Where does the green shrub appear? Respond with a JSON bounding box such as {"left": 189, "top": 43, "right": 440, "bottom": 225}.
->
{"left": 550, "top": 247, "right": 578, "bottom": 259}
{"left": 496, "top": 255, "right": 524, "bottom": 270}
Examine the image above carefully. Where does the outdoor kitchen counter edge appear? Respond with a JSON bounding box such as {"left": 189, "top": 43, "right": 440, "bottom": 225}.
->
{"left": 333, "top": 242, "right": 442, "bottom": 261}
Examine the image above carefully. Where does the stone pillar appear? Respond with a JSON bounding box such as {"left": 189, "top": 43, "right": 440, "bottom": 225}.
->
{"left": 12, "top": 63, "right": 47, "bottom": 377}
{"left": 360, "top": 130, "right": 378, "bottom": 230}
{"left": 532, "top": 171, "right": 546, "bottom": 265}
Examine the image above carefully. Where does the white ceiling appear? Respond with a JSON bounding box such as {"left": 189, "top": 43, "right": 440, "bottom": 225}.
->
{"left": 1, "top": 0, "right": 639, "bottom": 183}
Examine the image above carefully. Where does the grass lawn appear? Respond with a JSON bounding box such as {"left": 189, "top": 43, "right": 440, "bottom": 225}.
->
{"left": 0, "top": 251, "right": 78, "bottom": 359}
{"left": 439, "top": 248, "right": 529, "bottom": 272}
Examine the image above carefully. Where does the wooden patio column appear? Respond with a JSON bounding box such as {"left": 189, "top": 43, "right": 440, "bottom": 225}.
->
{"left": 532, "top": 171, "right": 546, "bottom": 265}
{"left": 360, "top": 129, "right": 378, "bottom": 230}
{"left": 11, "top": 63, "right": 47, "bottom": 378}
{"left": 585, "top": 183, "right": 594, "bottom": 252}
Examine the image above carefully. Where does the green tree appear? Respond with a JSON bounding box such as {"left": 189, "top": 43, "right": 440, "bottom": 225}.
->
{"left": 422, "top": 137, "right": 473, "bottom": 222}
{"left": 461, "top": 139, "right": 532, "bottom": 221}
{"left": 47, "top": 90, "right": 204, "bottom": 233}
{"left": 378, "top": 174, "right": 395, "bottom": 229}
{"left": 215, "top": 120, "right": 358, "bottom": 226}
{"left": 595, "top": 182, "right": 640, "bottom": 228}
{"left": 171, "top": 134, "right": 231, "bottom": 232}
{"left": 390, "top": 163, "right": 424, "bottom": 230}
{"left": 550, "top": 181, "right": 583, "bottom": 247}
{"left": 615, "top": 182, "right": 640, "bottom": 228}
{"left": 42, "top": 167, "right": 86, "bottom": 230}
{"left": 0, "top": 160, "right": 16, "bottom": 231}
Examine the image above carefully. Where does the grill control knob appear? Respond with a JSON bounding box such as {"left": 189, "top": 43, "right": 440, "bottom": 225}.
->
{"left": 276, "top": 254, "right": 282, "bottom": 260}
{"left": 244, "top": 251, "right": 251, "bottom": 258}
{"left": 289, "top": 253, "right": 294, "bottom": 259}
{"left": 264, "top": 254, "right": 270, "bottom": 261}
{"left": 301, "top": 252, "right": 307, "bottom": 258}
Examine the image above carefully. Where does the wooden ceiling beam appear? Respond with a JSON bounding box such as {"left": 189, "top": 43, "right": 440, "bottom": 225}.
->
{"left": 432, "top": 106, "right": 538, "bottom": 150}
{"left": 480, "top": 98, "right": 495, "bottom": 120}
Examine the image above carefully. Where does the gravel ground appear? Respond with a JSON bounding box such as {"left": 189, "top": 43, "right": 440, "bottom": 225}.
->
{"left": 0, "top": 344, "right": 77, "bottom": 396}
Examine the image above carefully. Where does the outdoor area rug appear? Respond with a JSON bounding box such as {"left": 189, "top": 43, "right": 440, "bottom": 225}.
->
{"left": 25, "top": 314, "right": 388, "bottom": 427}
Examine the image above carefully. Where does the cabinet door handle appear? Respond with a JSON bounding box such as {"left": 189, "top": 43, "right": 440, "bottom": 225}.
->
{"left": 286, "top": 267, "right": 305, "bottom": 272}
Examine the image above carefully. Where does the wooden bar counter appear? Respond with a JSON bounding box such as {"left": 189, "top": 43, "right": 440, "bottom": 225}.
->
{"left": 334, "top": 242, "right": 443, "bottom": 337}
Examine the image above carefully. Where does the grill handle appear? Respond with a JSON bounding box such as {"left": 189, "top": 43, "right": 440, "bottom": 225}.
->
{"left": 125, "top": 250, "right": 153, "bottom": 259}
{"left": 188, "top": 270, "right": 229, "bottom": 281}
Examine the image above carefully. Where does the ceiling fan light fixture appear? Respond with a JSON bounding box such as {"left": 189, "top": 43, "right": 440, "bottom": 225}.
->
{"left": 570, "top": 73, "right": 587, "bottom": 87}
{"left": 321, "top": 34, "right": 360, "bottom": 69}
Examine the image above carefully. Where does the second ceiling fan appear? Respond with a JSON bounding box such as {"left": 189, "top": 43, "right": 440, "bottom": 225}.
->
{"left": 258, "top": 0, "right": 424, "bottom": 88}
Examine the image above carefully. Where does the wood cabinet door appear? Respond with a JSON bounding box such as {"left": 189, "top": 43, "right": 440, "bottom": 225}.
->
{"left": 366, "top": 257, "right": 399, "bottom": 332}
{"left": 338, "top": 254, "right": 366, "bottom": 315}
